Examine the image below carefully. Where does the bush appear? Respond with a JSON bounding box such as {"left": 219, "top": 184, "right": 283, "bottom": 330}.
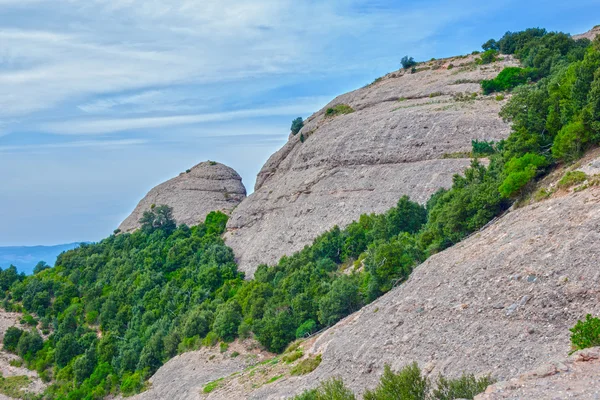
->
{"left": 290, "top": 354, "right": 322, "bottom": 376}
{"left": 552, "top": 121, "right": 591, "bottom": 162}
{"left": 293, "top": 377, "right": 355, "bottom": 400}
{"left": 570, "top": 314, "right": 600, "bottom": 351}
{"left": 478, "top": 49, "right": 498, "bottom": 64}
{"left": 325, "top": 104, "right": 354, "bottom": 117}
{"left": 481, "top": 67, "right": 539, "bottom": 94}
{"left": 433, "top": 373, "right": 495, "bottom": 400}
{"left": 499, "top": 153, "right": 547, "bottom": 198}
{"left": 296, "top": 319, "right": 316, "bottom": 339}
{"left": 558, "top": 171, "right": 587, "bottom": 188}
{"left": 213, "top": 302, "right": 242, "bottom": 342}
{"left": 291, "top": 117, "right": 304, "bottom": 135}
{"left": 16, "top": 330, "right": 44, "bottom": 360}
{"left": 471, "top": 140, "right": 497, "bottom": 156}
{"left": 3, "top": 327, "right": 23, "bottom": 353}
{"left": 401, "top": 56, "right": 417, "bottom": 69}
{"left": 364, "top": 363, "right": 429, "bottom": 400}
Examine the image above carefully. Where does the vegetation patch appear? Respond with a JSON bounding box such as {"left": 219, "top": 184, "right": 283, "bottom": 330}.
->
{"left": 290, "top": 355, "right": 322, "bottom": 376}
{"left": 442, "top": 151, "right": 472, "bottom": 159}
{"left": 203, "top": 377, "right": 225, "bottom": 394}
{"left": 0, "top": 375, "right": 32, "bottom": 399}
{"left": 558, "top": 170, "right": 587, "bottom": 188}
{"left": 571, "top": 314, "right": 600, "bottom": 351}
{"left": 325, "top": 104, "right": 354, "bottom": 117}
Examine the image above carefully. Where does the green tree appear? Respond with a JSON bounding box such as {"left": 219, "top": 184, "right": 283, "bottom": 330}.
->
{"left": 213, "top": 301, "right": 242, "bottom": 342}
{"left": 401, "top": 56, "right": 417, "bottom": 69}
{"left": 291, "top": 117, "right": 304, "bottom": 135}
{"left": 139, "top": 204, "right": 176, "bottom": 234}
{"left": 364, "top": 363, "right": 429, "bottom": 400}
{"left": 3, "top": 326, "right": 24, "bottom": 353}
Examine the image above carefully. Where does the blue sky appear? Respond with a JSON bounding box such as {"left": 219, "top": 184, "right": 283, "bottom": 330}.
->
{"left": 1, "top": 0, "right": 599, "bottom": 246}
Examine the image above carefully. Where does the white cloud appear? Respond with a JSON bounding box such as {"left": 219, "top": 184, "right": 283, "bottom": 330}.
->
{"left": 0, "top": 0, "right": 491, "bottom": 121}
{"left": 43, "top": 97, "right": 330, "bottom": 134}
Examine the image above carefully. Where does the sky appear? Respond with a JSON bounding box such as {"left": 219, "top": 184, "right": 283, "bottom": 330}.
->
{"left": 1, "top": 0, "right": 599, "bottom": 246}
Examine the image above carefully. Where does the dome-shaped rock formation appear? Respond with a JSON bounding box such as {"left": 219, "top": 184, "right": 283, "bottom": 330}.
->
{"left": 226, "top": 54, "right": 517, "bottom": 276}
{"left": 118, "top": 161, "right": 246, "bottom": 233}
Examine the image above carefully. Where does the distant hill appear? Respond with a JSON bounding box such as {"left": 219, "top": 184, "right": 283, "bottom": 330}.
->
{"left": 0, "top": 243, "right": 84, "bottom": 274}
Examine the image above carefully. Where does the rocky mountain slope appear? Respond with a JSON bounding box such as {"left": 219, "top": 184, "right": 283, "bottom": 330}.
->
{"left": 135, "top": 167, "right": 600, "bottom": 399}
{"left": 225, "top": 54, "right": 517, "bottom": 276}
{"left": 574, "top": 25, "right": 600, "bottom": 41}
{"left": 119, "top": 161, "right": 246, "bottom": 233}
{"left": 477, "top": 347, "right": 600, "bottom": 399}
{"left": 239, "top": 182, "right": 600, "bottom": 398}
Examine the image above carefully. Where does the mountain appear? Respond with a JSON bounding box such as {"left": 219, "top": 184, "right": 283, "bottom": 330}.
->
{"left": 135, "top": 156, "right": 600, "bottom": 399}
{"left": 118, "top": 161, "right": 246, "bottom": 233}
{"left": 0, "top": 242, "right": 83, "bottom": 274}
{"left": 225, "top": 53, "right": 516, "bottom": 276}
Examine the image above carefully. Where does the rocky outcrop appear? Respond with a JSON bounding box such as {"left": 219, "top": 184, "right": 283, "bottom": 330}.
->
{"left": 477, "top": 347, "right": 600, "bottom": 399}
{"left": 574, "top": 25, "right": 600, "bottom": 41}
{"left": 119, "top": 162, "right": 246, "bottom": 233}
{"left": 226, "top": 54, "right": 517, "bottom": 276}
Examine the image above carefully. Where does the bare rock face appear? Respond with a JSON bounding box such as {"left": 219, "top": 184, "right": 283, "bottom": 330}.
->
{"left": 118, "top": 161, "right": 246, "bottom": 233}
{"left": 476, "top": 347, "right": 600, "bottom": 399}
{"left": 226, "top": 54, "right": 517, "bottom": 276}
{"left": 237, "top": 185, "right": 600, "bottom": 398}
{"left": 574, "top": 25, "right": 600, "bottom": 41}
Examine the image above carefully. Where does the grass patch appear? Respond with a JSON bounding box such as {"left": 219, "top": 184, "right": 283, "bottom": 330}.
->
{"left": 558, "top": 170, "right": 587, "bottom": 188}
{"left": 282, "top": 350, "right": 303, "bottom": 363}
{"left": 219, "top": 342, "right": 229, "bottom": 353}
{"left": 495, "top": 94, "right": 505, "bottom": 101}
{"left": 533, "top": 187, "right": 554, "bottom": 201}
{"left": 429, "top": 92, "right": 443, "bottom": 98}
{"left": 325, "top": 104, "right": 354, "bottom": 118}
{"left": 290, "top": 355, "right": 322, "bottom": 376}
{"left": 267, "top": 375, "right": 283, "bottom": 384}
{"left": 202, "top": 377, "right": 224, "bottom": 394}
{"left": 230, "top": 351, "right": 240, "bottom": 358}
{"left": 0, "top": 375, "right": 31, "bottom": 399}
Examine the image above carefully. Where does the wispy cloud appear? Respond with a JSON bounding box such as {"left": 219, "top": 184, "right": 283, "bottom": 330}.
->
{"left": 43, "top": 98, "right": 330, "bottom": 135}
{"left": 0, "top": 139, "right": 146, "bottom": 153}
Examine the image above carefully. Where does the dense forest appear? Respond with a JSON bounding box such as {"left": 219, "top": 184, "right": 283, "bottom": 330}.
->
{"left": 1, "top": 28, "right": 599, "bottom": 399}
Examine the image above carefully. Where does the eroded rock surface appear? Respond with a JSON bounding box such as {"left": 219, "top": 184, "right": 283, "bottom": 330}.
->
{"left": 226, "top": 54, "right": 517, "bottom": 276}
{"left": 233, "top": 185, "right": 600, "bottom": 398}
{"left": 119, "top": 161, "right": 246, "bottom": 233}
{"left": 477, "top": 347, "right": 600, "bottom": 399}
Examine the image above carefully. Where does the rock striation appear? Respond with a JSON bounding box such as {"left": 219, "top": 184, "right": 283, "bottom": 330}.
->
{"left": 226, "top": 54, "right": 517, "bottom": 276}
{"left": 118, "top": 161, "right": 246, "bottom": 233}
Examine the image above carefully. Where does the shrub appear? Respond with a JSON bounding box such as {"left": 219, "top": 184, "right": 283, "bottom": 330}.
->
{"left": 401, "top": 56, "right": 417, "bottom": 69}
{"left": 203, "top": 377, "right": 224, "bottom": 394}
{"left": 293, "top": 377, "right": 355, "bottom": 400}
{"left": 296, "top": 319, "right": 316, "bottom": 338}
{"left": 120, "top": 371, "right": 145, "bottom": 396}
{"left": 477, "top": 49, "right": 498, "bottom": 64}
{"left": 570, "top": 314, "right": 600, "bottom": 351}
{"left": 433, "top": 373, "right": 495, "bottom": 400}
{"left": 291, "top": 117, "right": 304, "bottom": 135}
{"left": 499, "top": 153, "right": 548, "bottom": 198}
{"left": 325, "top": 104, "right": 354, "bottom": 117}
{"left": 429, "top": 92, "right": 443, "bottom": 98}
{"left": 16, "top": 330, "right": 44, "bottom": 360}
{"left": 552, "top": 121, "right": 591, "bottom": 162}
{"left": 219, "top": 342, "right": 228, "bottom": 353}
{"left": 495, "top": 94, "right": 505, "bottom": 101}
{"left": 202, "top": 332, "right": 219, "bottom": 347}
{"left": 482, "top": 39, "right": 499, "bottom": 51}
{"left": 363, "top": 363, "right": 429, "bottom": 400}
{"left": 3, "top": 327, "right": 23, "bottom": 353}
{"left": 282, "top": 350, "right": 303, "bottom": 363}
{"left": 558, "top": 171, "right": 587, "bottom": 188}
{"left": 447, "top": 64, "right": 454, "bottom": 70}
{"left": 481, "top": 67, "right": 539, "bottom": 94}
{"left": 471, "top": 140, "right": 497, "bottom": 156}
{"left": 290, "top": 354, "right": 322, "bottom": 376}
{"left": 213, "top": 302, "right": 242, "bottom": 342}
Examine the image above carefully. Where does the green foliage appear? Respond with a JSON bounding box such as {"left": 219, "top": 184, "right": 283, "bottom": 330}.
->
{"left": 325, "top": 104, "right": 354, "bottom": 117}
{"left": 33, "top": 261, "right": 50, "bottom": 275}
{"left": 558, "top": 170, "right": 588, "bottom": 188}
{"left": 364, "top": 363, "right": 429, "bottom": 400}
{"left": 293, "top": 378, "right": 355, "bottom": 400}
{"left": 203, "top": 377, "right": 224, "bottom": 393}
{"left": 552, "top": 121, "right": 592, "bottom": 162}
{"left": 205, "top": 211, "right": 229, "bottom": 235}
{"left": 433, "top": 374, "right": 495, "bottom": 400}
{"left": 471, "top": 140, "right": 497, "bottom": 156}
{"left": 481, "top": 67, "right": 539, "bottom": 94}
{"left": 401, "top": 56, "right": 417, "bottom": 69}
{"left": 499, "top": 153, "right": 548, "bottom": 198}
{"left": 477, "top": 49, "right": 498, "bottom": 64}
{"left": 570, "top": 314, "right": 600, "bottom": 351}
{"left": 139, "top": 204, "right": 176, "bottom": 234}
{"left": 0, "top": 375, "right": 32, "bottom": 399}
{"left": 482, "top": 39, "right": 499, "bottom": 51}
{"left": 291, "top": 117, "right": 304, "bottom": 135}
{"left": 3, "top": 327, "right": 23, "bottom": 353}
{"left": 282, "top": 350, "right": 303, "bottom": 363}
{"left": 16, "top": 330, "right": 43, "bottom": 360}
{"left": 290, "top": 355, "right": 322, "bottom": 376}
{"left": 295, "top": 319, "right": 316, "bottom": 339}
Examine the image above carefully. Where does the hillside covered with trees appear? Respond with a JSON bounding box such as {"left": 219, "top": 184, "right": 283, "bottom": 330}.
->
{"left": 1, "top": 28, "right": 599, "bottom": 399}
